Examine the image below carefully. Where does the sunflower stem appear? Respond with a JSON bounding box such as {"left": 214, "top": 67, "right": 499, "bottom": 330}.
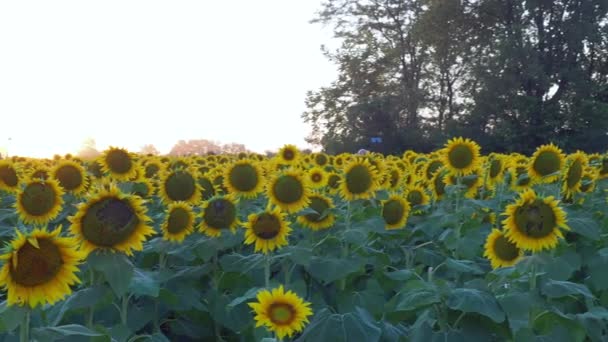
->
{"left": 120, "top": 295, "right": 129, "bottom": 326}
{"left": 339, "top": 201, "right": 352, "bottom": 291}
{"left": 529, "top": 261, "right": 537, "bottom": 291}
{"left": 87, "top": 268, "right": 96, "bottom": 328}
{"left": 19, "top": 308, "right": 30, "bottom": 342}
{"left": 265, "top": 254, "right": 271, "bottom": 289}
{"left": 154, "top": 252, "right": 166, "bottom": 333}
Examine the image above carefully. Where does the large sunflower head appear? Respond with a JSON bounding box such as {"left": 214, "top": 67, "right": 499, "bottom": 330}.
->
{"left": 199, "top": 195, "right": 240, "bottom": 237}
{"left": 381, "top": 194, "right": 411, "bottom": 230}
{"left": 162, "top": 202, "right": 195, "bottom": 243}
{"left": 562, "top": 151, "right": 588, "bottom": 199}
{"left": 248, "top": 285, "right": 313, "bottom": 340}
{"left": 483, "top": 229, "right": 523, "bottom": 269}
{"left": 69, "top": 185, "right": 154, "bottom": 256}
{"left": 52, "top": 160, "right": 88, "bottom": 195}
{"left": 100, "top": 147, "right": 139, "bottom": 181}
{"left": 528, "top": 143, "right": 565, "bottom": 183}
{"left": 441, "top": 137, "right": 481, "bottom": 176}
{"left": 159, "top": 168, "right": 201, "bottom": 204}
{"left": 15, "top": 178, "right": 64, "bottom": 225}
{"left": 244, "top": 206, "right": 291, "bottom": 254}
{"left": 0, "top": 227, "right": 85, "bottom": 308}
{"left": 276, "top": 145, "right": 300, "bottom": 165}
{"left": 338, "top": 158, "right": 379, "bottom": 201}
{"left": 502, "top": 190, "right": 569, "bottom": 252}
{"left": 223, "top": 159, "right": 265, "bottom": 198}
{"left": 297, "top": 194, "right": 335, "bottom": 230}
{"left": 266, "top": 169, "right": 311, "bottom": 213}
{"left": 0, "top": 160, "right": 20, "bottom": 192}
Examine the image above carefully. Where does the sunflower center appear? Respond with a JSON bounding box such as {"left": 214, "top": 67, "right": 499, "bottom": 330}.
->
{"left": 87, "top": 162, "right": 103, "bottom": 178}
{"left": 448, "top": 145, "right": 474, "bottom": 170}
{"left": 514, "top": 200, "right": 557, "bottom": 238}
{"left": 304, "top": 196, "right": 330, "bottom": 222}
{"left": 0, "top": 165, "right": 18, "bottom": 187}
{"left": 81, "top": 197, "right": 140, "bottom": 247}
{"left": 167, "top": 207, "right": 191, "bottom": 234}
{"left": 32, "top": 169, "right": 49, "bottom": 180}
{"left": 198, "top": 177, "right": 216, "bottom": 200}
{"left": 433, "top": 173, "right": 446, "bottom": 196}
{"left": 55, "top": 165, "right": 83, "bottom": 191}
{"left": 106, "top": 150, "right": 133, "bottom": 174}
{"left": 426, "top": 160, "right": 443, "bottom": 179}
{"left": 203, "top": 198, "right": 236, "bottom": 229}
{"left": 10, "top": 238, "right": 62, "bottom": 287}
{"left": 382, "top": 199, "right": 406, "bottom": 225}
{"left": 566, "top": 159, "right": 583, "bottom": 188}
{"left": 489, "top": 159, "right": 502, "bottom": 178}
{"left": 345, "top": 165, "right": 372, "bottom": 194}
{"left": 493, "top": 235, "right": 520, "bottom": 262}
{"left": 272, "top": 175, "right": 304, "bottom": 204}
{"left": 165, "top": 171, "right": 196, "bottom": 201}
{"left": 20, "top": 182, "right": 57, "bottom": 216}
{"left": 407, "top": 190, "right": 423, "bottom": 206}
{"left": 145, "top": 164, "right": 160, "bottom": 178}
{"left": 311, "top": 173, "right": 322, "bottom": 183}
{"left": 389, "top": 170, "right": 400, "bottom": 188}
{"left": 252, "top": 213, "right": 281, "bottom": 240}
{"left": 532, "top": 151, "right": 561, "bottom": 176}
{"left": 229, "top": 164, "right": 259, "bottom": 192}
{"left": 268, "top": 303, "right": 295, "bottom": 325}
{"left": 327, "top": 174, "right": 340, "bottom": 189}
{"left": 282, "top": 149, "right": 295, "bottom": 161}
{"left": 315, "top": 154, "right": 328, "bottom": 166}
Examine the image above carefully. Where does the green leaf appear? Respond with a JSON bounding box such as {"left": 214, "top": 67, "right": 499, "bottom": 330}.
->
{"left": 297, "top": 307, "right": 382, "bottom": 342}
{"left": 228, "top": 287, "right": 261, "bottom": 308}
{"left": 49, "top": 286, "right": 109, "bottom": 326}
{"left": 88, "top": 251, "right": 134, "bottom": 297}
{"left": 497, "top": 292, "right": 531, "bottom": 334}
{"left": 32, "top": 324, "right": 104, "bottom": 341}
{"left": 0, "top": 301, "right": 26, "bottom": 332}
{"left": 384, "top": 269, "right": 415, "bottom": 281}
{"left": 390, "top": 287, "right": 440, "bottom": 312}
{"left": 445, "top": 258, "right": 484, "bottom": 275}
{"left": 129, "top": 269, "right": 160, "bottom": 297}
{"left": 541, "top": 280, "right": 594, "bottom": 299}
{"left": 567, "top": 216, "right": 600, "bottom": 240}
{"left": 219, "top": 253, "right": 265, "bottom": 273}
{"left": 534, "top": 311, "right": 586, "bottom": 342}
{"left": 543, "top": 249, "right": 581, "bottom": 281}
{"left": 306, "top": 256, "right": 364, "bottom": 284}
{"left": 447, "top": 288, "right": 505, "bottom": 323}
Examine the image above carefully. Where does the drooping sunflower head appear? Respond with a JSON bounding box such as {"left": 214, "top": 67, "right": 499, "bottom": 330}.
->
{"left": 431, "top": 167, "right": 448, "bottom": 200}
{"left": 561, "top": 151, "right": 588, "bottom": 199}
{"left": 528, "top": 143, "right": 565, "bottom": 183}
{"left": 248, "top": 285, "right": 313, "bottom": 340}
{"left": 441, "top": 137, "right": 481, "bottom": 176}
{"left": 307, "top": 167, "right": 327, "bottom": 189}
{"left": 0, "top": 160, "right": 20, "bottom": 192}
{"left": 30, "top": 163, "right": 51, "bottom": 181}
{"left": 198, "top": 174, "right": 219, "bottom": 200}
{"left": 159, "top": 168, "right": 201, "bottom": 204}
{"left": 15, "top": 178, "right": 64, "bottom": 225}
{"left": 69, "top": 185, "right": 154, "bottom": 256}
{"left": 502, "top": 190, "right": 569, "bottom": 252}
{"left": 199, "top": 195, "right": 239, "bottom": 237}
{"left": 446, "top": 170, "right": 482, "bottom": 199}
{"left": 297, "top": 193, "right": 335, "bottom": 230}
{"left": 580, "top": 167, "right": 598, "bottom": 193}
{"left": 266, "top": 169, "right": 311, "bottom": 213}
{"left": 276, "top": 145, "right": 300, "bottom": 165}
{"left": 423, "top": 159, "right": 444, "bottom": 181}
{"left": 0, "top": 227, "right": 85, "bottom": 308}
{"left": 509, "top": 164, "right": 534, "bottom": 192}
{"left": 486, "top": 153, "right": 506, "bottom": 185}
{"left": 52, "top": 160, "right": 88, "bottom": 195}
{"left": 244, "top": 206, "right": 291, "bottom": 254}
{"left": 223, "top": 159, "right": 265, "bottom": 198}
{"left": 100, "top": 147, "right": 139, "bottom": 181}
{"left": 381, "top": 194, "right": 411, "bottom": 230}
{"left": 338, "top": 158, "right": 379, "bottom": 201}
{"left": 405, "top": 184, "right": 430, "bottom": 209}
{"left": 385, "top": 165, "right": 403, "bottom": 191}
{"left": 162, "top": 202, "right": 195, "bottom": 243}
{"left": 483, "top": 229, "right": 523, "bottom": 269}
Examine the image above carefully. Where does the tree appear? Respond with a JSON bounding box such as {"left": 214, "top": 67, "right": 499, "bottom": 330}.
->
{"left": 77, "top": 137, "right": 101, "bottom": 160}
{"left": 168, "top": 139, "right": 222, "bottom": 156}
{"left": 221, "top": 143, "right": 249, "bottom": 154}
{"left": 140, "top": 144, "right": 160, "bottom": 156}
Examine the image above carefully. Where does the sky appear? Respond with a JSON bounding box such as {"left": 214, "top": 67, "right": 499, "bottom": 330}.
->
{"left": 0, "top": 0, "right": 337, "bottom": 158}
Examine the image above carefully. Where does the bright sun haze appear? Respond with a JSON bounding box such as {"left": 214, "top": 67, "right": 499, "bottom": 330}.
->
{"left": 0, "top": 0, "right": 335, "bottom": 158}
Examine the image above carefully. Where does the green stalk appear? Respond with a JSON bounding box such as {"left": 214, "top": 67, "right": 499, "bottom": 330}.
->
{"left": 339, "top": 202, "right": 352, "bottom": 291}
{"left": 87, "top": 268, "right": 96, "bottom": 328}
{"left": 265, "top": 254, "right": 271, "bottom": 289}
{"left": 19, "top": 309, "right": 30, "bottom": 342}
{"left": 154, "top": 252, "right": 166, "bottom": 333}
{"left": 120, "top": 295, "right": 129, "bottom": 325}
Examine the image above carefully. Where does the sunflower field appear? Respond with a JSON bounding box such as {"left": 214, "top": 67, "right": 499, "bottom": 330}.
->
{"left": 0, "top": 139, "right": 607, "bottom": 341}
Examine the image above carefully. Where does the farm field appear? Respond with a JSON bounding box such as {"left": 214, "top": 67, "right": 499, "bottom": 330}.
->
{"left": 0, "top": 139, "right": 606, "bottom": 341}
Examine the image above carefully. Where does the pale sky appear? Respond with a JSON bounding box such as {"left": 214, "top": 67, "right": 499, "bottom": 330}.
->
{"left": 0, "top": 1, "right": 336, "bottom": 158}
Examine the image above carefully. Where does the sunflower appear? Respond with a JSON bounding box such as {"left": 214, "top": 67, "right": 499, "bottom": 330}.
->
{"left": 223, "top": 159, "right": 265, "bottom": 198}
{"left": 430, "top": 168, "right": 448, "bottom": 200}
{"left": 244, "top": 206, "right": 291, "bottom": 254}
{"left": 509, "top": 164, "right": 534, "bottom": 192}
{"left": 15, "top": 178, "right": 64, "bottom": 225}
{"left": 422, "top": 159, "right": 444, "bottom": 181}
{"left": 297, "top": 194, "right": 335, "bottom": 230}
{"left": 100, "top": 147, "right": 139, "bottom": 181}
{"left": 580, "top": 168, "right": 598, "bottom": 193}
{"left": 266, "top": 169, "right": 311, "bottom": 213}
{"left": 52, "top": 160, "right": 88, "bottom": 195}
{"left": 339, "top": 158, "right": 378, "bottom": 201}
{"left": 159, "top": 168, "right": 201, "bottom": 204}
{"left": 562, "top": 151, "right": 588, "bottom": 199}
{"left": 162, "top": 202, "right": 195, "bottom": 243}
{"left": 0, "top": 160, "right": 20, "bottom": 192}
{"left": 276, "top": 145, "right": 300, "bottom": 165}
{"left": 69, "top": 185, "right": 154, "bottom": 256}
{"left": 30, "top": 164, "right": 51, "bottom": 181}
{"left": 598, "top": 155, "right": 608, "bottom": 179}
{"left": 313, "top": 153, "right": 329, "bottom": 167}
{"left": 502, "top": 190, "right": 569, "bottom": 252}
{"left": 198, "top": 175, "right": 219, "bottom": 200}
{"left": 483, "top": 229, "right": 523, "bottom": 269}
{"left": 143, "top": 159, "right": 164, "bottom": 179}
{"left": 485, "top": 153, "right": 506, "bottom": 187}
{"left": 385, "top": 165, "right": 403, "bottom": 191}
{"left": 445, "top": 170, "right": 482, "bottom": 199}
{"left": 86, "top": 160, "right": 104, "bottom": 179}
{"left": 381, "top": 194, "right": 411, "bottom": 230}
{"left": 441, "top": 137, "right": 481, "bottom": 176}
{"left": 306, "top": 167, "right": 327, "bottom": 188}
{"left": 528, "top": 143, "right": 565, "bottom": 183}
{"left": 248, "top": 285, "right": 313, "bottom": 340}
{"left": 0, "top": 227, "right": 85, "bottom": 308}
{"left": 199, "top": 195, "right": 240, "bottom": 237}
{"left": 404, "top": 184, "right": 430, "bottom": 209}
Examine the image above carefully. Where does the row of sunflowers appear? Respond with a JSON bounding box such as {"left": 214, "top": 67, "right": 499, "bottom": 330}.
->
{"left": 0, "top": 138, "right": 606, "bottom": 341}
